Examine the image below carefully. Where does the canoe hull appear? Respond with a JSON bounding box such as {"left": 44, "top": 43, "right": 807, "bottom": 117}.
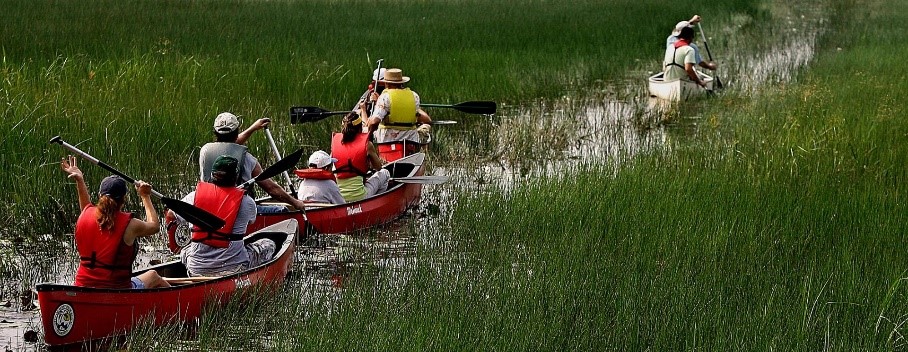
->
{"left": 37, "top": 220, "right": 298, "bottom": 348}
{"left": 248, "top": 152, "right": 425, "bottom": 235}
{"left": 647, "top": 71, "right": 714, "bottom": 101}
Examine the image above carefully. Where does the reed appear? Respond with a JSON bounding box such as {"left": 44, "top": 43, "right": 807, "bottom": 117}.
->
{"left": 12, "top": 0, "right": 908, "bottom": 350}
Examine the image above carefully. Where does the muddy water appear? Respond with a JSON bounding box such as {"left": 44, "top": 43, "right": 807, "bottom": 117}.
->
{"left": 0, "top": 1, "right": 829, "bottom": 350}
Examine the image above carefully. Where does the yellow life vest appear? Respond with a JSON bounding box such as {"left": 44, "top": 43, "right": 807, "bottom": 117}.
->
{"left": 380, "top": 88, "right": 417, "bottom": 130}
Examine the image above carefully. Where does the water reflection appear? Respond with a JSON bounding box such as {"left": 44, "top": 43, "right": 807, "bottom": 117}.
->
{"left": 0, "top": 0, "right": 831, "bottom": 349}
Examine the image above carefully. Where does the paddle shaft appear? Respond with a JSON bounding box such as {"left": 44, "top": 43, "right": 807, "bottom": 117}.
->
{"left": 237, "top": 148, "right": 305, "bottom": 190}
{"left": 263, "top": 127, "right": 295, "bottom": 196}
{"left": 51, "top": 137, "right": 164, "bottom": 199}
{"left": 697, "top": 23, "right": 723, "bottom": 88}
{"left": 368, "top": 59, "right": 384, "bottom": 117}
{"left": 49, "top": 136, "right": 226, "bottom": 231}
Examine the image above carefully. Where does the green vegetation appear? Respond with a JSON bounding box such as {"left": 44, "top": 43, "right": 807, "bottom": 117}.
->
{"left": 6, "top": 0, "right": 908, "bottom": 350}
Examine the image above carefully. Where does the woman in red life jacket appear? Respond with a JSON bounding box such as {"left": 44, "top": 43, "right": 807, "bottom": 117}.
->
{"left": 331, "top": 110, "right": 390, "bottom": 202}
{"left": 59, "top": 155, "right": 170, "bottom": 289}
{"left": 295, "top": 150, "right": 345, "bottom": 205}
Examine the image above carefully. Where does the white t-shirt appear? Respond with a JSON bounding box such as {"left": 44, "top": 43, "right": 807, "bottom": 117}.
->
{"left": 663, "top": 45, "right": 697, "bottom": 82}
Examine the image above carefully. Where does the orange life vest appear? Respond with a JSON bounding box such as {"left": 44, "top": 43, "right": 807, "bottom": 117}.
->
{"left": 294, "top": 168, "right": 337, "bottom": 181}
{"left": 74, "top": 206, "right": 135, "bottom": 289}
{"left": 331, "top": 133, "right": 370, "bottom": 179}
{"left": 190, "top": 182, "right": 243, "bottom": 248}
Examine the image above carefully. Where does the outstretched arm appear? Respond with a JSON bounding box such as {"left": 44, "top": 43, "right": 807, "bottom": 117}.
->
{"left": 250, "top": 162, "right": 307, "bottom": 210}
{"left": 236, "top": 118, "right": 271, "bottom": 145}
{"left": 61, "top": 155, "right": 91, "bottom": 210}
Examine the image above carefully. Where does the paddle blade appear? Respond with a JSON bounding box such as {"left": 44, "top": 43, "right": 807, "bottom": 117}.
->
{"left": 161, "top": 197, "right": 225, "bottom": 231}
{"left": 422, "top": 101, "right": 497, "bottom": 115}
{"left": 390, "top": 176, "right": 450, "bottom": 185}
{"left": 258, "top": 148, "right": 306, "bottom": 181}
{"left": 289, "top": 106, "right": 350, "bottom": 124}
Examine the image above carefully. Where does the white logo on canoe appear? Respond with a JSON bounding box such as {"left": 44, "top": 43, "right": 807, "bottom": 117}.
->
{"left": 53, "top": 303, "right": 74, "bottom": 337}
{"left": 235, "top": 277, "right": 251, "bottom": 289}
{"left": 174, "top": 224, "right": 191, "bottom": 248}
{"left": 346, "top": 205, "right": 362, "bottom": 216}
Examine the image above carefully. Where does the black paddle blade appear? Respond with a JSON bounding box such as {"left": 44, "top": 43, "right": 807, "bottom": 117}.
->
{"left": 161, "top": 197, "right": 225, "bottom": 231}
{"left": 453, "top": 101, "right": 497, "bottom": 114}
{"left": 258, "top": 148, "right": 306, "bottom": 181}
{"left": 422, "top": 101, "right": 497, "bottom": 115}
{"left": 289, "top": 106, "right": 350, "bottom": 124}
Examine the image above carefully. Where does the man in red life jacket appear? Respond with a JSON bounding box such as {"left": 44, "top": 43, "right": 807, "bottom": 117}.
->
{"left": 171, "top": 155, "right": 275, "bottom": 277}
{"left": 295, "top": 150, "right": 345, "bottom": 205}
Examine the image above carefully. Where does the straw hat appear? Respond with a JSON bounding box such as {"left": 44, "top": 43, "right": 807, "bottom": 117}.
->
{"left": 379, "top": 68, "right": 410, "bottom": 84}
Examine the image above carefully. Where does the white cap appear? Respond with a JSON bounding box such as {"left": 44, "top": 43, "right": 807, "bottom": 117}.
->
{"left": 213, "top": 112, "right": 240, "bottom": 134}
{"left": 672, "top": 21, "right": 693, "bottom": 36}
{"left": 308, "top": 150, "right": 337, "bottom": 169}
{"left": 372, "top": 68, "right": 387, "bottom": 81}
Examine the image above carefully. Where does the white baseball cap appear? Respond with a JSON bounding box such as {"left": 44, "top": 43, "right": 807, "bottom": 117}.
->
{"left": 308, "top": 150, "right": 337, "bottom": 169}
{"left": 672, "top": 21, "right": 693, "bottom": 36}
{"left": 372, "top": 68, "right": 387, "bottom": 81}
{"left": 213, "top": 112, "right": 240, "bottom": 134}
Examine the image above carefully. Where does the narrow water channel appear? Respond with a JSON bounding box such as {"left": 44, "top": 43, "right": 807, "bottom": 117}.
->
{"left": 0, "top": 1, "right": 830, "bottom": 349}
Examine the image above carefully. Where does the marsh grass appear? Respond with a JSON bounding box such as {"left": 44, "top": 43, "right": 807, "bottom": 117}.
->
{"left": 8, "top": 0, "right": 908, "bottom": 350}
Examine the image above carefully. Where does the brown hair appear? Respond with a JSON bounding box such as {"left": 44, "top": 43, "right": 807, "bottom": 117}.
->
{"left": 341, "top": 112, "right": 363, "bottom": 144}
{"left": 94, "top": 195, "right": 124, "bottom": 231}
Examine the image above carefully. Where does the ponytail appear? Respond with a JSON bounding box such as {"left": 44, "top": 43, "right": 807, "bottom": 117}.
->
{"left": 95, "top": 195, "right": 123, "bottom": 231}
{"left": 341, "top": 112, "right": 362, "bottom": 144}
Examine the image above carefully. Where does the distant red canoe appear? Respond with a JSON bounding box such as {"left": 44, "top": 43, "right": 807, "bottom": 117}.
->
{"left": 249, "top": 152, "right": 426, "bottom": 235}
{"left": 36, "top": 220, "right": 298, "bottom": 349}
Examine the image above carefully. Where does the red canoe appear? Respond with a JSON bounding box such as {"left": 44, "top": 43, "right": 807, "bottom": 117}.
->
{"left": 36, "top": 219, "right": 298, "bottom": 348}
{"left": 376, "top": 140, "right": 426, "bottom": 162}
{"left": 249, "top": 152, "right": 426, "bottom": 235}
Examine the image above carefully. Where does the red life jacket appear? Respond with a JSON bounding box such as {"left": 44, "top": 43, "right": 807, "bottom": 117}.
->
{"left": 74, "top": 206, "right": 135, "bottom": 289}
{"left": 673, "top": 39, "right": 690, "bottom": 48}
{"left": 294, "top": 168, "right": 337, "bottom": 181}
{"left": 331, "top": 133, "right": 370, "bottom": 179}
{"left": 191, "top": 182, "right": 243, "bottom": 248}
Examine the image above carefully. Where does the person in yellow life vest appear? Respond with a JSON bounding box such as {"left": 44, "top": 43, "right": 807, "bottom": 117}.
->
{"left": 365, "top": 68, "right": 432, "bottom": 146}
{"left": 59, "top": 156, "right": 170, "bottom": 289}
{"left": 295, "top": 150, "right": 345, "bottom": 205}
{"left": 333, "top": 111, "right": 390, "bottom": 202}
{"left": 170, "top": 155, "right": 276, "bottom": 277}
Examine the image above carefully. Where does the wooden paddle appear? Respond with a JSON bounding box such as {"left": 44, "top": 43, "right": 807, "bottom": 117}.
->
{"left": 237, "top": 147, "right": 306, "bottom": 190}
{"left": 49, "top": 136, "right": 226, "bottom": 231}
{"left": 697, "top": 23, "right": 723, "bottom": 89}
{"left": 262, "top": 126, "right": 296, "bottom": 197}
{"left": 390, "top": 175, "right": 450, "bottom": 185}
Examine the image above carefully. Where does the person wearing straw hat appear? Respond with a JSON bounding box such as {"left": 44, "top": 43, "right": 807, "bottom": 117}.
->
{"left": 665, "top": 15, "right": 717, "bottom": 71}
{"left": 59, "top": 156, "right": 170, "bottom": 289}
{"left": 365, "top": 68, "right": 433, "bottom": 145}
{"left": 199, "top": 112, "right": 307, "bottom": 212}
{"left": 294, "top": 150, "right": 346, "bottom": 205}
{"left": 334, "top": 110, "right": 390, "bottom": 202}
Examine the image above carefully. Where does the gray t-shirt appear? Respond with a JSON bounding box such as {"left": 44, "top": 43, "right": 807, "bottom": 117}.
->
{"left": 177, "top": 190, "right": 257, "bottom": 276}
